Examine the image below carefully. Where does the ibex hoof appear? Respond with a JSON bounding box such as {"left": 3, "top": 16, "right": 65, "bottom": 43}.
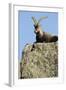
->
{"left": 31, "top": 44, "right": 35, "bottom": 51}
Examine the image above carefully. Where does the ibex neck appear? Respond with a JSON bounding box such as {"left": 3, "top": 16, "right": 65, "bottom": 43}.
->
{"left": 38, "top": 27, "right": 43, "bottom": 36}
{"left": 39, "top": 30, "right": 43, "bottom": 36}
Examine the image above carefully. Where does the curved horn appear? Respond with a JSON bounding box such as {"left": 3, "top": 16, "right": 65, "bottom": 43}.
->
{"left": 32, "top": 17, "right": 38, "bottom": 25}
{"left": 38, "top": 16, "right": 48, "bottom": 24}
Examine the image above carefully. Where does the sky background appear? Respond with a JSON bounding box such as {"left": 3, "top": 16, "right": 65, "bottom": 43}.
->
{"left": 18, "top": 11, "right": 58, "bottom": 61}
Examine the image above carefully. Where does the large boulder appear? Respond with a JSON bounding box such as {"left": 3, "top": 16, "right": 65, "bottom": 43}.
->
{"left": 20, "top": 42, "right": 58, "bottom": 79}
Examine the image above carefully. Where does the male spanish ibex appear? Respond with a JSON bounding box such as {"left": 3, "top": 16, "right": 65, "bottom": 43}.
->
{"left": 32, "top": 16, "right": 58, "bottom": 43}
{"left": 31, "top": 16, "right": 58, "bottom": 51}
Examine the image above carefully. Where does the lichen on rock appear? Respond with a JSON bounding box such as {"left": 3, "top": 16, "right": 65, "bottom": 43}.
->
{"left": 20, "top": 42, "right": 58, "bottom": 79}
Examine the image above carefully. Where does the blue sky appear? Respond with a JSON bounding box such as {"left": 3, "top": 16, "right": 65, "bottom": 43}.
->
{"left": 18, "top": 11, "right": 58, "bottom": 60}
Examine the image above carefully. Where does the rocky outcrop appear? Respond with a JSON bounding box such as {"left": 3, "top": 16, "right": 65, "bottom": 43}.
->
{"left": 20, "top": 42, "right": 58, "bottom": 79}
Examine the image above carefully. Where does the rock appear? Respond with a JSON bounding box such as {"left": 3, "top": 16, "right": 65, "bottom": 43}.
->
{"left": 20, "top": 42, "right": 58, "bottom": 79}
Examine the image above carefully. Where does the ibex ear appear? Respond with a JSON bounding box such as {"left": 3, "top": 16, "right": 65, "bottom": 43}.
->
{"left": 34, "top": 24, "right": 39, "bottom": 29}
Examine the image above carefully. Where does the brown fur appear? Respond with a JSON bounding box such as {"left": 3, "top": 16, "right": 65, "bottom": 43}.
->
{"left": 34, "top": 25, "right": 58, "bottom": 43}
{"left": 31, "top": 25, "right": 58, "bottom": 51}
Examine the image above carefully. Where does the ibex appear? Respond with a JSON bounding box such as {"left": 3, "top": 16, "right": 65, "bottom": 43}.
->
{"left": 32, "top": 16, "right": 58, "bottom": 43}
{"left": 31, "top": 16, "right": 58, "bottom": 51}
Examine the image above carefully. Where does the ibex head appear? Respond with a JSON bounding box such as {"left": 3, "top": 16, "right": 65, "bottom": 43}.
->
{"left": 32, "top": 16, "right": 48, "bottom": 34}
